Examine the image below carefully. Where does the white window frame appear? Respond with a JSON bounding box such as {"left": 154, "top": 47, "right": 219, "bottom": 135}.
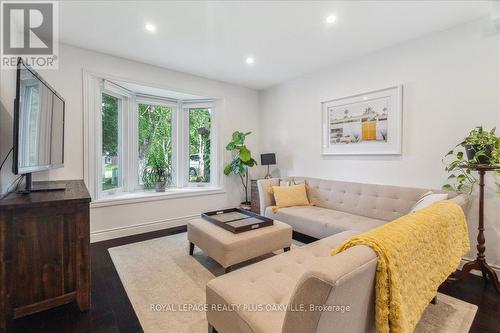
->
{"left": 98, "top": 89, "right": 125, "bottom": 196}
{"left": 182, "top": 101, "right": 217, "bottom": 188}
{"left": 135, "top": 97, "right": 179, "bottom": 189}
{"left": 97, "top": 80, "right": 135, "bottom": 198}
{"left": 83, "top": 70, "right": 221, "bottom": 202}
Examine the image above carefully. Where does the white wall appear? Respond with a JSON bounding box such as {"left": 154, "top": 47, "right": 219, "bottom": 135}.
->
{"left": 259, "top": 19, "right": 500, "bottom": 266}
{"left": 0, "top": 44, "right": 261, "bottom": 241}
{"left": 1, "top": 18, "right": 499, "bottom": 263}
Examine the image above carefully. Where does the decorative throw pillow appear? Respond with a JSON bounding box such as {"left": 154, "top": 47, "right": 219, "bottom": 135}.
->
{"left": 272, "top": 183, "right": 310, "bottom": 208}
{"left": 268, "top": 179, "right": 306, "bottom": 194}
{"left": 411, "top": 191, "right": 448, "bottom": 212}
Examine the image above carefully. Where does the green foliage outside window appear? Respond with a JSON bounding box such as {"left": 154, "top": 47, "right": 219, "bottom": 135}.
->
{"left": 102, "top": 94, "right": 118, "bottom": 157}
{"left": 102, "top": 94, "right": 119, "bottom": 190}
{"left": 189, "top": 108, "right": 211, "bottom": 183}
{"left": 138, "top": 103, "right": 172, "bottom": 188}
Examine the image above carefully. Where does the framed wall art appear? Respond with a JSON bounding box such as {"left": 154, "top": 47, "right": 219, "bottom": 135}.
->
{"left": 321, "top": 85, "right": 402, "bottom": 155}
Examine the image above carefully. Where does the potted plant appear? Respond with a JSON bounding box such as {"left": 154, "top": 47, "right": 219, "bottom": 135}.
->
{"left": 443, "top": 126, "right": 499, "bottom": 194}
{"left": 224, "top": 131, "right": 258, "bottom": 209}
{"left": 142, "top": 153, "right": 172, "bottom": 192}
{"left": 462, "top": 126, "right": 498, "bottom": 164}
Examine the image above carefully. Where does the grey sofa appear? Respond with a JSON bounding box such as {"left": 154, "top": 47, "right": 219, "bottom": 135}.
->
{"left": 258, "top": 177, "right": 468, "bottom": 239}
{"left": 206, "top": 177, "right": 469, "bottom": 333}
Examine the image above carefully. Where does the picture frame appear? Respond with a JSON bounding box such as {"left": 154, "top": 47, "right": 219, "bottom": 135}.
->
{"left": 321, "top": 85, "right": 402, "bottom": 155}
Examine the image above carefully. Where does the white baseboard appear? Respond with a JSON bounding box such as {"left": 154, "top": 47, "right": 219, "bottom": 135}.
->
{"left": 459, "top": 257, "right": 500, "bottom": 276}
{"left": 90, "top": 214, "right": 197, "bottom": 243}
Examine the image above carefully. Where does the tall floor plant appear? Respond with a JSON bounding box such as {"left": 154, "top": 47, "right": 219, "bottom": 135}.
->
{"left": 224, "top": 131, "right": 257, "bottom": 204}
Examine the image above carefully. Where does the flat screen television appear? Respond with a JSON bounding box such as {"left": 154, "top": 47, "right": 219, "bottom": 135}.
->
{"left": 12, "top": 58, "right": 65, "bottom": 192}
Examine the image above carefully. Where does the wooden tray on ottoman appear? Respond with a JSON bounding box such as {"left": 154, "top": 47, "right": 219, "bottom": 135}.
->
{"left": 201, "top": 208, "right": 273, "bottom": 233}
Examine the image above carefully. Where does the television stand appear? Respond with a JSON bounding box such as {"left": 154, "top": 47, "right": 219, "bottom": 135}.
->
{"left": 0, "top": 180, "right": 91, "bottom": 333}
{"left": 21, "top": 173, "right": 66, "bottom": 193}
{"left": 29, "top": 181, "right": 67, "bottom": 192}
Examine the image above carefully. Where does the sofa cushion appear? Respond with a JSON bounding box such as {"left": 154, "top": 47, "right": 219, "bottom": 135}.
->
{"left": 206, "top": 231, "right": 360, "bottom": 333}
{"left": 265, "top": 205, "right": 387, "bottom": 239}
{"left": 296, "top": 177, "right": 433, "bottom": 221}
{"left": 258, "top": 177, "right": 466, "bottom": 222}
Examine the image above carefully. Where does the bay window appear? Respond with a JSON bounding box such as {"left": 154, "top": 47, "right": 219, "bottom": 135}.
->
{"left": 87, "top": 76, "right": 218, "bottom": 201}
{"left": 186, "top": 105, "right": 212, "bottom": 184}
{"left": 101, "top": 93, "right": 122, "bottom": 192}
{"left": 137, "top": 102, "right": 174, "bottom": 188}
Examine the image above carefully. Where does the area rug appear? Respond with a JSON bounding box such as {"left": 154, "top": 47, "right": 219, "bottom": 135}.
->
{"left": 109, "top": 233, "right": 478, "bottom": 333}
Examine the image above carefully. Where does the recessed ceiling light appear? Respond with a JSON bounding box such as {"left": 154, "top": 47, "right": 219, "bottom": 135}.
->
{"left": 326, "top": 15, "right": 337, "bottom": 24}
{"left": 145, "top": 23, "right": 156, "bottom": 32}
{"left": 245, "top": 57, "right": 255, "bottom": 64}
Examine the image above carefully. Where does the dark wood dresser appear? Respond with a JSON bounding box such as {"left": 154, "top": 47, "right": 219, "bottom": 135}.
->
{"left": 0, "top": 180, "right": 91, "bottom": 333}
{"left": 250, "top": 179, "right": 260, "bottom": 214}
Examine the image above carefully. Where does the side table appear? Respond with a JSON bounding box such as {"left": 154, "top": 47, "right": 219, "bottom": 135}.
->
{"left": 449, "top": 164, "right": 500, "bottom": 294}
{"left": 250, "top": 179, "right": 261, "bottom": 214}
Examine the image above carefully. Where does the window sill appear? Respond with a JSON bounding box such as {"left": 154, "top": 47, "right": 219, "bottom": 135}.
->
{"left": 91, "top": 187, "right": 225, "bottom": 208}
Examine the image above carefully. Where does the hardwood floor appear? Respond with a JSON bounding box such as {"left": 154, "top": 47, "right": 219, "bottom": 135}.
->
{"left": 10, "top": 226, "right": 500, "bottom": 333}
{"left": 439, "top": 274, "right": 500, "bottom": 332}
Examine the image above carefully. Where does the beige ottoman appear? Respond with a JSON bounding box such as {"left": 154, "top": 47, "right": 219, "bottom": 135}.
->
{"left": 187, "top": 218, "right": 292, "bottom": 272}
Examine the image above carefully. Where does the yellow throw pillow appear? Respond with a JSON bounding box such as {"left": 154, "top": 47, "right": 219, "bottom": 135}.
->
{"left": 272, "top": 183, "right": 310, "bottom": 208}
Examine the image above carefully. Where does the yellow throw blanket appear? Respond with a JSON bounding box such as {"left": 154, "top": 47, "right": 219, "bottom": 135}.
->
{"left": 331, "top": 200, "right": 470, "bottom": 333}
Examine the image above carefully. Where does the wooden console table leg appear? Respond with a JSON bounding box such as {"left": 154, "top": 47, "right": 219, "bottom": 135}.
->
{"left": 0, "top": 279, "right": 12, "bottom": 333}
{"left": 0, "top": 274, "right": 12, "bottom": 333}
{"left": 0, "top": 214, "right": 14, "bottom": 333}
{"left": 452, "top": 260, "right": 480, "bottom": 282}
{"left": 448, "top": 169, "right": 500, "bottom": 294}
{"left": 477, "top": 170, "right": 486, "bottom": 265}
{"left": 482, "top": 262, "right": 500, "bottom": 294}
{"left": 76, "top": 205, "right": 91, "bottom": 311}
{"left": 189, "top": 242, "right": 195, "bottom": 256}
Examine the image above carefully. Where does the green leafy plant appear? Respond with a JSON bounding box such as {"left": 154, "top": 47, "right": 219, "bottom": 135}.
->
{"left": 224, "top": 131, "right": 258, "bottom": 203}
{"left": 462, "top": 126, "right": 499, "bottom": 164}
{"left": 443, "top": 126, "right": 500, "bottom": 194}
{"left": 142, "top": 148, "right": 172, "bottom": 191}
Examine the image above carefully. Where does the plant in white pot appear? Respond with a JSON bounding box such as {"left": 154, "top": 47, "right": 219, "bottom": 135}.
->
{"left": 142, "top": 149, "right": 172, "bottom": 192}
{"left": 224, "top": 131, "right": 258, "bottom": 209}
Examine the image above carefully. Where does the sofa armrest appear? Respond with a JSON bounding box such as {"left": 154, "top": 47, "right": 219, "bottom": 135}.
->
{"left": 282, "top": 246, "right": 378, "bottom": 333}
{"left": 257, "top": 178, "right": 279, "bottom": 215}
{"left": 449, "top": 193, "right": 471, "bottom": 214}
{"left": 281, "top": 272, "right": 333, "bottom": 333}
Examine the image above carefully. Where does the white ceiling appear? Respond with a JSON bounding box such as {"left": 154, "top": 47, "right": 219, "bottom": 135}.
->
{"left": 59, "top": 1, "right": 494, "bottom": 90}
